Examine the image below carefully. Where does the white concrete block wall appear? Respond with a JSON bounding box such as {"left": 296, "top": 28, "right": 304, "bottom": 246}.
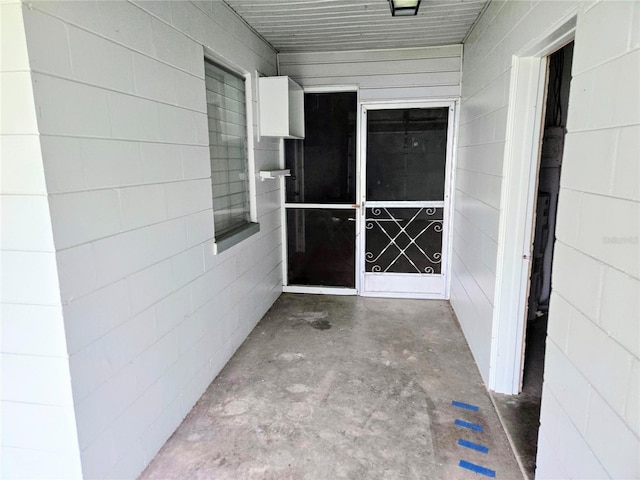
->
{"left": 4, "top": 1, "right": 282, "bottom": 478}
{"left": 0, "top": 2, "right": 82, "bottom": 478}
{"left": 455, "top": 1, "right": 639, "bottom": 478}
{"left": 539, "top": 1, "right": 640, "bottom": 477}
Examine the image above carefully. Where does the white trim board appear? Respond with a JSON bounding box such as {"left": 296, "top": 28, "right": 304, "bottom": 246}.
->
{"left": 489, "top": 14, "right": 577, "bottom": 394}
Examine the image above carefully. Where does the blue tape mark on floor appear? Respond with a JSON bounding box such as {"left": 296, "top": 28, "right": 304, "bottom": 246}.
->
{"left": 459, "top": 460, "right": 496, "bottom": 477}
{"left": 455, "top": 419, "right": 484, "bottom": 432}
{"left": 452, "top": 400, "right": 479, "bottom": 411}
{"left": 458, "top": 438, "right": 489, "bottom": 453}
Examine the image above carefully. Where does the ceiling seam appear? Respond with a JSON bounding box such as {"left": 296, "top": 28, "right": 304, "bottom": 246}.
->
{"left": 462, "top": 0, "right": 492, "bottom": 44}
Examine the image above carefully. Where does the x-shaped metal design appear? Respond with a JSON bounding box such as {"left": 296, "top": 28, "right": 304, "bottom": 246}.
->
{"left": 366, "top": 208, "right": 442, "bottom": 273}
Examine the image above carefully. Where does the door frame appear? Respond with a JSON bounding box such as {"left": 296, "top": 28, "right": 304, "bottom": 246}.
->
{"left": 281, "top": 85, "right": 361, "bottom": 295}
{"left": 490, "top": 13, "right": 578, "bottom": 394}
{"left": 358, "top": 100, "right": 457, "bottom": 299}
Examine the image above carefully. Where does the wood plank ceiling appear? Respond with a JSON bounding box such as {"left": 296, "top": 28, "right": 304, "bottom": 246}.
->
{"left": 222, "top": 0, "right": 490, "bottom": 52}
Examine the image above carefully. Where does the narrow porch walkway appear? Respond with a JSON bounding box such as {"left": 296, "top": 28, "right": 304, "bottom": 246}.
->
{"left": 139, "top": 294, "right": 523, "bottom": 479}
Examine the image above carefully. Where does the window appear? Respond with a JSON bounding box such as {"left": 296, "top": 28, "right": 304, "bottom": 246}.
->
{"left": 204, "top": 58, "right": 259, "bottom": 253}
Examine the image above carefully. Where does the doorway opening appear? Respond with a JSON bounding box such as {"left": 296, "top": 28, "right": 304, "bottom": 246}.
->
{"left": 493, "top": 41, "right": 574, "bottom": 479}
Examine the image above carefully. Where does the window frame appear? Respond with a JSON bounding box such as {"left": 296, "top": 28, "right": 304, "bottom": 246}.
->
{"left": 203, "top": 53, "right": 259, "bottom": 255}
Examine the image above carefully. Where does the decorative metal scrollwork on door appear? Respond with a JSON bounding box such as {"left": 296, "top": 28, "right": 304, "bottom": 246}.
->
{"left": 365, "top": 207, "right": 443, "bottom": 274}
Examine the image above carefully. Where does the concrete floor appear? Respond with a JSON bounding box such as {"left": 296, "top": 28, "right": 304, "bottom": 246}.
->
{"left": 139, "top": 294, "right": 524, "bottom": 480}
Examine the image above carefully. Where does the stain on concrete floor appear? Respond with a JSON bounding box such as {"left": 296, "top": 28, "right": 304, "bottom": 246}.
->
{"left": 139, "top": 294, "right": 523, "bottom": 480}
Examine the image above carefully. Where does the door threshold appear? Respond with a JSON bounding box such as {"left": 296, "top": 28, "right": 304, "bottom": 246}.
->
{"left": 360, "top": 291, "right": 447, "bottom": 300}
{"left": 283, "top": 286, "right": 357, "bottom": 295}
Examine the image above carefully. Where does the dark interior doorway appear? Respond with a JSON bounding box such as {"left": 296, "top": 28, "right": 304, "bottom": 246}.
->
{"left": 492, "top": 41, "right": 574, "bottom": 479}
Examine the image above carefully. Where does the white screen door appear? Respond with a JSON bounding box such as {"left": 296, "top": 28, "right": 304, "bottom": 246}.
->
{"left": 359, "top": 103, "right": 454, "bottom": 298}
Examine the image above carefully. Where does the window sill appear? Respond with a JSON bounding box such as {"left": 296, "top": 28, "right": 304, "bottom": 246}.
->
{"left": 213, "top": 222, "right": 260, "bottom": 255}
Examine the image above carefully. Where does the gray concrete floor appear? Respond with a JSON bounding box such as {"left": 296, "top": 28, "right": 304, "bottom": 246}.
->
{"left": 139, "top": 294, "right": 524, "bottom": 480}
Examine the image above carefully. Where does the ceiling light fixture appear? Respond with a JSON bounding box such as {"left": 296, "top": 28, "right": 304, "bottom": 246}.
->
{"left": 388, "top": 0, "right": 421, "bottom": 16}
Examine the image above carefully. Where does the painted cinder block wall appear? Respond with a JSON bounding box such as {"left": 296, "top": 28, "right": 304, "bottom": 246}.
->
{"left": 3, "top": 0, "right": 638, "bottom": 478}
{"left": 453, "top": 0, "right": 639, "bottom": 478}
{"left": 0, "top": 2, "right": 83, "bottom": 477}
{"left": 1, "top": 1, "right": 282, "bottom": 478}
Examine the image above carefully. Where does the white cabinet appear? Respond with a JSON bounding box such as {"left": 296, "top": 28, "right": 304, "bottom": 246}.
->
{"left": 258, "top": 76, "right": 304, "bottom": 139}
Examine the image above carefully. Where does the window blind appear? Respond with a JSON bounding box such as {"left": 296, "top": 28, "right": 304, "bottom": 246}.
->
{"left": 204, "top": 59, "right": 251, "bottom": 239}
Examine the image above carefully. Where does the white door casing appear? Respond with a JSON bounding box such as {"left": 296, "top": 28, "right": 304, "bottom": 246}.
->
{"left": 490, "top": 13, "right": 577, "bottom": 394}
